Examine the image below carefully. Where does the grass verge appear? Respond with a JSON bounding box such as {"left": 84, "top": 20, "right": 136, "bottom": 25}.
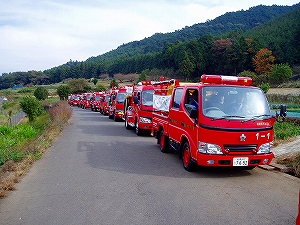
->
{"left": 274, "top": 118, "right": 300, "bottom": 178}
{"left": 0, "top": 101, "right": 72, "bottom": 197}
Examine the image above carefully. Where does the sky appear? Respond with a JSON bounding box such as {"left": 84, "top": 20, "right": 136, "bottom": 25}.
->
{"left": 0, "top": 0, "right": 299, "bottom": 75}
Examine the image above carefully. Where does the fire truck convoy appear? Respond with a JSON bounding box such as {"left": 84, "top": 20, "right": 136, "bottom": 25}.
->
{"left": 151, "top": 74, "right": 286, "bottom": 171}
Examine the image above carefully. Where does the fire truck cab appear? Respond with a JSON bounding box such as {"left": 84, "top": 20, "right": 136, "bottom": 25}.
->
{"left": 152, "top": 75, "right": 278, "bottom": 171}
{"left": 124, "top": 80, "right": 155, "bottom": 135}
{"left": 108, "top": 86, "right": 128, "bottom": 121}
{"left": 91, "top": 92, "right": 103, "bottom": 112}
{"left": 100, "top": 93, "right": 111, "bottom": 115}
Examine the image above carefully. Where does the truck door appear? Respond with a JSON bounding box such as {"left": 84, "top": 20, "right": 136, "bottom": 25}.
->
{"left": 169, "top": 88, "right": 199, "bottom": 154}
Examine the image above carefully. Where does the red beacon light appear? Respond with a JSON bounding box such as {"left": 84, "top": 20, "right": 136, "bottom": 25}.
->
{"left": 141, "top": 80, "right": 152, "bottom": 85}
{"left": 201, "top": 74, "right": 252, "bottom": 86}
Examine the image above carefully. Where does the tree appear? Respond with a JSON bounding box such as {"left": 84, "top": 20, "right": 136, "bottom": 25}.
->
{"left": 252, "top": 48, "right": 275, "bottom": 75}
{"left": 57, "top": 85, "right": 72, "bottom": 100}
{"left": 269, "top": 63, "right": 293, "bottom": 85}
{"left": 138, "top": 71, "right": 147, "bottom": 82}
{"left": 110, "top": 78, "right": 118, "bottom": 88}
{"left": 179, "top": 51, "right": 195, "bottom": 81}
{"left": 20, "top": 96, "right": 44, "bottom": 122}
{"left": 34, "top": 86, "right": 49, "bottom": 100}
{"left": 92, "top": 78, "right": 98, "bottom": 85}
{"left": 68, "top": 78, "right": 90, "bottom": 93}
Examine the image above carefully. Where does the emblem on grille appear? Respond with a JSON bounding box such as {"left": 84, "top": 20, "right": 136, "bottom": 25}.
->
{"left": 240, "top": 134, "right": 246, "bottom": 142}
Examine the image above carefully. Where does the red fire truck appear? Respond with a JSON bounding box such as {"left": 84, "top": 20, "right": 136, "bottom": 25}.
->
{"left": 297, "top": 190, "right": 300, "bottom": 225}
{"left": 108, "top": 86, "right": 128, "bottom": 121}
{"left": 100, "top": 93, "right": 111, "bottom": 115}
{"left": 90, "top": 92, "right": 103, "bottom": 111}
{"left": 124, "top": 78, "right": 175, "bottom": 135}
{"left": 79, "top": 93, "right": 92, "bottom": 109}
{"left": 68, "top": 94, "right": 80, "bottom": 106}
{"left": 151, "top": 74, "right": 285, "bottom": 171}
{"left": 124, "top": 80, "right": 154, "bottom": 135}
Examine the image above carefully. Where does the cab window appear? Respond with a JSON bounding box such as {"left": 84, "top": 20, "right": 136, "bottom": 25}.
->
{"left": 172, "top": 88, "right": 183, "bottom": 109}
{"left": 184, "top": 89, "right": 198, "bottom": 113}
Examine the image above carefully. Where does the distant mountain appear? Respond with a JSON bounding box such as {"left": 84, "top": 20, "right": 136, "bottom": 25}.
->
{"left": 244, "top": 3, "right": 300, "bottom": 64}
{"left": 87, "top": 4, "right": 299, "bottom": 63}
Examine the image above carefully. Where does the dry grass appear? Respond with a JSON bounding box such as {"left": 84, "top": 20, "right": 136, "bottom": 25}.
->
{"left": 275, "top": 152, "right": 300, "bottom": 178}
{"left": 0, "top": 100, "right": 72, "bottom": 198}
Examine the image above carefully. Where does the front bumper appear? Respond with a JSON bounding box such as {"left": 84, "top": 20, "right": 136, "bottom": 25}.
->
{"left": 196, "top": 152, "right": 274, "bottom": 167}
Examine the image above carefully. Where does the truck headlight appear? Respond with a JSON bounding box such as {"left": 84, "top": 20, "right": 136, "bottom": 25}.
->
{"left": 139, "top": 117, "right": 152, "bottom": 123}
{"left": 257, "top": 142, "right": 273, "bottom": 154}
{"left": 198, "top": 142, "right": 223, "bottom": 154}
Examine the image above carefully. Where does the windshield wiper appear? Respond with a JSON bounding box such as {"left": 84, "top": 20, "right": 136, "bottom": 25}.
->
{"left": 211, "top": 115, "right": 246, "bottom": 121}
{"left": 241, "top": 114, "right": 272, "bottom": 123}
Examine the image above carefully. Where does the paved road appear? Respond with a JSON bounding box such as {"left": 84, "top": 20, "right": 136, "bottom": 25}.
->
{"left": 0, "top": 107, "right": 299, "bottom": 225}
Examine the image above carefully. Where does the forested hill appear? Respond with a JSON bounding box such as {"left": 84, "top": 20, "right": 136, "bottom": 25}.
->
{"left": 87, "top": 4, "right": 299, "bottom": 62}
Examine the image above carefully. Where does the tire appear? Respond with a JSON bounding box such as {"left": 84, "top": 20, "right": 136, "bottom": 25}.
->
{"left": 182, "top": 142, "right": 196, "bottom": 172}
{"left": 135, "top": 120, "right": 142, "bottom": 136}
{"left": 125, "top": 117, "right": 131, "bottom": 130}
{"left": 159, "top": 130, "right": 169, "bottom": 153}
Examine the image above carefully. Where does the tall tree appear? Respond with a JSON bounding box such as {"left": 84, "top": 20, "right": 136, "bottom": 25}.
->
{"left": 179, "top": 51, "right": 195, "bottom": 81}
{"left": 252, "top": 48, "right": 275, "bottom": 75}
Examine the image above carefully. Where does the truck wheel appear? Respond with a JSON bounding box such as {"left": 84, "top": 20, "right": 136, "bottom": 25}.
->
{"left": 125, "top": 117, "right": 131, "bottom": 130}
{"left": 159, "top": 131, "right": 169, "bottom": 153}
{"left": 135, "top": 121, "right": 142, "bottom": 136}
{"left": 182, "top": 142, "right": 196, "bottom": 171}
{"left": 114, "top": 114, "right": 119, "bottom": 122}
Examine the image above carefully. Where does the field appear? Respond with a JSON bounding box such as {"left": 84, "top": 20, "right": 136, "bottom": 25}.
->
{"left": 268, "top": 88, "right": 300, "bottom": 95}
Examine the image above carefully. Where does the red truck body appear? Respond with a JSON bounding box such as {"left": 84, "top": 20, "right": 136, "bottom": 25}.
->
{"left": 108, "top": 86, "right": 128, "bottom": 121}
{"left": 100, "top": 93, "right": 110, "bottom": 115}
{"left": 79, "top": 93, "right": 92, "bottom": 109}
{"left": 297, "top": 190, "right": 300, "bottom": 225}
{"left": 124, "top": 81, "right": 155, "bottom": 135}
{"left": 68, "top": 94, "right": 80, "bottom": 106}
{"left": 152, "top": 75, "right": 276, "bottom": 171}
{"left": 91, "top": 92, "right": 104, "bottom": 112}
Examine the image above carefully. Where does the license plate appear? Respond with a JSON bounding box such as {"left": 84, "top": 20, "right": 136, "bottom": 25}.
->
{"left": 233, "top": 157, "right": 249, "bottom": 166}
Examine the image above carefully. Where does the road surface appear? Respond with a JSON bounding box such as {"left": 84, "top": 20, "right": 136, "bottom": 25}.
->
{"left": 0, "top": 107, "right": 299, "bottom": 225}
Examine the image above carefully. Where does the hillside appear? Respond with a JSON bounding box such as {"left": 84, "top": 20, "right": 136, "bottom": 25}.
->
{"left": 87, "top": 4, "right": 298, "bottom": 63}
{"left": 244, "top": 4, "right": 300, "bottom": 64}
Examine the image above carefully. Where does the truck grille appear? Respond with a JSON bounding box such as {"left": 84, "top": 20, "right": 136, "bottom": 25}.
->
{"left": 223, "top": 144, "right": 257, "bottom": 153}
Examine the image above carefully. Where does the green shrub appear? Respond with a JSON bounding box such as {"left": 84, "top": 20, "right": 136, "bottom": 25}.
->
{"left": 57, "top": 85, "right": 72, "bottom": 100}
{"left": 0, "top": 124, "right": 39, "bottom": 165}
{"left": 269, "top": 63, "right": 293, "bottom": 85}
{"left": 259, "top": 82, "right": 270, "bottom": 93}
{"left": 20, "top": 96, "right": 44, "bottom": 122}
{"left": 274, "top": 120, "right": 300, "bottom": 140}
{"left": 34, "top": 86, "right": 49, "bottom": 100}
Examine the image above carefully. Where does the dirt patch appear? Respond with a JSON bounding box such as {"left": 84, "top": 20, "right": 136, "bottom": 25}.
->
{"left": 268, "top": 88, "right": 300, "bottom": 95}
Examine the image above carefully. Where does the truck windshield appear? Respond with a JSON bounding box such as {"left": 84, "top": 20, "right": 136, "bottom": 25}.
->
{"left": 142, "top": 90, "right": 154, "bottom": 106}
{"left": 202, "top": 86, "right": 271, "bottom": 120}
{"left": 117, "top": 93, "right": 126, "bottom": 103}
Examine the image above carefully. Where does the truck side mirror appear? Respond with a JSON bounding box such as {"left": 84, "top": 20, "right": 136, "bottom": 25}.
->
{"left": 134, "top": 96, "right": 139, "bottom": 104}
{"left": 280, "top": 104, "right": 287, "bottom": 117}
{"left": 276, "top": 104, "right": 286, "bottom": 122}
